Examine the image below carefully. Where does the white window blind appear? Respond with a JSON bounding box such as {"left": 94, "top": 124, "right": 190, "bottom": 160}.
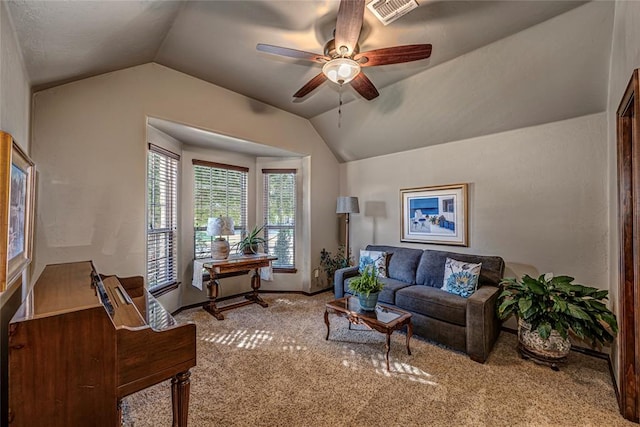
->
{"left": 193, "top": 160, "right": 248, "bottom": 259}
{"left": 147, "top": 144, "right": 179, "bottom": 290}
{"left": 263, "top": 169, "right": 296, "bottom": 270}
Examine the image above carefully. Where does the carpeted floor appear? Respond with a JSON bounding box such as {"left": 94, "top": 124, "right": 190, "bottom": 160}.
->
{"left": 124, "top": 293, "right": 633, "bottom": 426}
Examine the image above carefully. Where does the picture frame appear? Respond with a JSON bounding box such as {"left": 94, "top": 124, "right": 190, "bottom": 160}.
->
{"left": 400, "top": 183, "right": 468, "bottom": 246}
{"left": 0, "top": 131, "right": 36, "bottom": 292}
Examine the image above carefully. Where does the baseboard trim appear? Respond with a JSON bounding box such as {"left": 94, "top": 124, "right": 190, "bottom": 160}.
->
{"left": 171, "top": 287, "right": 333, "bottom": 315}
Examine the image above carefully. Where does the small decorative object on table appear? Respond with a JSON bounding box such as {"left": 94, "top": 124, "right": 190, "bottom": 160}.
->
{"left": 497, "top": 273, "right": 618, "bottom": 370}
{"left": 348, "top": 265, "right": 384, "bottom": 311}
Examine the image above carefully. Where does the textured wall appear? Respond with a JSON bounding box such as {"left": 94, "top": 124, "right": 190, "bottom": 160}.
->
{"left": 31, "top": 63, "right": 340, "bottom": 303}
{"left": 0, "top": 3, "right": 31, "bottom": 426}
{"left": 340, "top": 113, "right": 608, "bottom": 289}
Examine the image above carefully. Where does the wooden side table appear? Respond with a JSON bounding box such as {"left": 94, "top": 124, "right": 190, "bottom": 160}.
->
{"left": 201, "top": 254, "right": 277, "bottom": 320}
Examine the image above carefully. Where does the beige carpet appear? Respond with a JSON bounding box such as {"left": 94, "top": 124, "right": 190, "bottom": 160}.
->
{"left": 124, "top": 293, "right": 632, "bottom": 426}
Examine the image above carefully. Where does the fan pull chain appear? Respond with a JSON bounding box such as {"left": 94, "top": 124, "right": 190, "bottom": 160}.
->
{"left": 338, "top": 84, "right": 343, "bottom": 128}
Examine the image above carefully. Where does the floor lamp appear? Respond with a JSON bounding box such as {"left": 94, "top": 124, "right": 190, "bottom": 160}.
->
{"left": 336, "top": 196, "right": 359, "bottom": 262}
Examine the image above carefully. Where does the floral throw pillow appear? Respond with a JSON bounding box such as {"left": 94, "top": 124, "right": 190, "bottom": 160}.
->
{"left": 441, "top": 258, "right": 482, "bottom": 298}
{"left": 358, "top": 250, "right": 388, "bottom": 278}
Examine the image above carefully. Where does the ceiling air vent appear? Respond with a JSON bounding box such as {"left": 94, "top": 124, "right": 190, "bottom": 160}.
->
{"left": 366, "top": 0, "right": 419, "bottom": 26}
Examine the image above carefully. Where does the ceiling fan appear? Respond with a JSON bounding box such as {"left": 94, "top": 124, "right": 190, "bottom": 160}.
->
{"left": 256, "top": 0, "right": 432, "bottom": 101}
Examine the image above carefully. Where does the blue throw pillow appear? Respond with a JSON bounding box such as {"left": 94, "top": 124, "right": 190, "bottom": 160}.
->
{"left": 358, "top": 250, "right": 388, "bottom": 278}
{"left": 441, "top": 258, "right": 482, "bottom": 298}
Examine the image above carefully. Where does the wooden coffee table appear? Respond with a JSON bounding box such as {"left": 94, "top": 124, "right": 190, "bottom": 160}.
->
{"left": 324, "top": 296, "right": 413, "bottom": 370}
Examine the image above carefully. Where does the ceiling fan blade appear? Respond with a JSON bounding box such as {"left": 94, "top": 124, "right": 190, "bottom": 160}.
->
{"left": 350, "top": 72, "right": 379, "bottom": 100}
{"left": 257, "top": 43, "right": 329, "bottom": 63}
{"left": 335, "top": 0, "right": 365, "bottom": 56}
{"left": 355, "top": 44, "right": 433, "bottom": 67}
{"left": 293, "top": 73, "right": 327, "bottom": 98}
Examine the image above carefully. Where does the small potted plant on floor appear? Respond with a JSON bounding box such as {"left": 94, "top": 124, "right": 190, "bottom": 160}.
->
{"left": 348, "top": 265, "right": 384, "bottom": 311}
{"left": 320, "top": 246, "right": 352, "bottom": 286}
{"left": 497, "top": 273, "right": 618, "bottom": 363}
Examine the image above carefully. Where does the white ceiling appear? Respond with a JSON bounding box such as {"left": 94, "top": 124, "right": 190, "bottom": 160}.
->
{"left": 7, "top": 0, "right": 612, "bottom": 162}
{"left": 148, "top": 117, "right": 303, "bottom": 158}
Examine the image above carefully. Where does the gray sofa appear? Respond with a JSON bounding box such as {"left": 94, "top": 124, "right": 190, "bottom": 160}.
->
{"left": 334, "top": 245, "right": 505, "bottom": 363}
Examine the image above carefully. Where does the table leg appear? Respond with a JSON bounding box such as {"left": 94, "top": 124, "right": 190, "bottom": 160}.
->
{"left": 385, "top": 333, "right": 391, "bottom": 371}
{"left": 245, "top": 268, "right": 268, "bottom": 307}
{"left": 204, "top": 277, "right": 224, "bottom": 320}
{"left": 171, "top": 370, "right": 191, "bottom": 427}
{"left": 324, "top": 309, "right": 330, "bottom": 340}
{"left": 406, "top": 320, "right": 413, "bottom": 356}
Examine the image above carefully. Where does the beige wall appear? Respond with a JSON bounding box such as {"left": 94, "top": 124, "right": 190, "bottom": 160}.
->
{"left": 0, "top": 2, "right": 30, "bottom": 149}
{"left": 340, "top": 113, "right": 608, "bottom": 290}
{"left": 31, "top": 63, "right": 340, "bottom": 309}
{"left": 0, "top": 3, "right": 31, "bottom": 425}
{"left": 606, "top": 0, "right": 640, "bottom": 391}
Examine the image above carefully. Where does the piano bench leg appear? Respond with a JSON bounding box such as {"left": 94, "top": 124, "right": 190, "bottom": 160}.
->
{"left": 171, "top": 370, "right": 191, "bottom": 427}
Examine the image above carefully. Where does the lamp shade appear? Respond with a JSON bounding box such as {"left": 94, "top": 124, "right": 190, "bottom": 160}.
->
{"left": 207, "top": 216, "right": 235, "bottom": 237}
{"left": 336, "top": 197, "right": 360, "bottom": 214}
{"left": 322, "top": 58, "right": 361, "bottom": 85}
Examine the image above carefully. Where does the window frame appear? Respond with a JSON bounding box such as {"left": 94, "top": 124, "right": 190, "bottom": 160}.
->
{"left": 146, "top": 143, "right": 180, "bottom": 293}
{"left": 262, "top": 168, "right": 297, "bottom": 273}
{"left": 192, "top": 159, "right": 249, "bottom": 260}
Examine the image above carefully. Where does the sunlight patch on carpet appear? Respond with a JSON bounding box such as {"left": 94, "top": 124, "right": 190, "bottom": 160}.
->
{"left": 200, "top": 328, "right": 273, "bottom": 349}
{"left": 280, "top": 335, "right": 307, "bottom": 351}
{"left": 273, "top": 297, "right": 299, "bottom": 305}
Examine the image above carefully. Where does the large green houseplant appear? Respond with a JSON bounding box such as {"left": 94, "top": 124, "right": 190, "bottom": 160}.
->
{"left": 348, "top": 265, "right": 384, "bottom": 311}
{"left": 497, "top": 273, "right": 618, "bottom": 359}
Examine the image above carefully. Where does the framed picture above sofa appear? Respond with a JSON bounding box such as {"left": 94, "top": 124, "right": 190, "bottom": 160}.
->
{"left": 400, "top": 183, "right": 468, "bottom": 246}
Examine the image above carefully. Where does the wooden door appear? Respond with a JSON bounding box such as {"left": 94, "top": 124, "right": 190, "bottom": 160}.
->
{"left": 617, "top": 68, "right": 640, "bottom": 422}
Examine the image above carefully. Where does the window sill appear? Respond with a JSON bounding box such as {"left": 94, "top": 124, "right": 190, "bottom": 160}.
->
{"left": 273, "top": 268, "right": 297, "bottom": 274}
{"left": 150, "top": 281, "right": 179, "bottom": 298}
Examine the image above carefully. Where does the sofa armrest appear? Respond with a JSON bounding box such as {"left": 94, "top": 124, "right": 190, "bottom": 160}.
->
{"left": 334, "top": 266, "right": 360, "bottom": 298}
{"left": 466, "top": 285, "right": 501, "bottom": 363}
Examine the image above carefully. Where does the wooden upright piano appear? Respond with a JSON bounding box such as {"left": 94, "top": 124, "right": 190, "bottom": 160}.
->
{"left": 8, "top": 261, "right": 196, "bottom": 427}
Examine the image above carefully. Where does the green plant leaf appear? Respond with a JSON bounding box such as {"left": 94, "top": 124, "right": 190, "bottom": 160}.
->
{"left": 567, "top": 303, "right": 591, "bottom": 320}
{"left": 522, "top": 276, "right": 545, "bottom": 295}
{"left": 594, "top": 290, "right": 609, "bottom": 300}
{"left": 552, "top": 297, "right": 568, "bottom": 313}
{"left": 538, "top": 322, "right": 552, "bottom": 339}
{"left": 499, "top": 289, "right": 514, "bottom": 299}
{"left": 518, "top": 298, "right": 533, "bottom": 314}
{"left": 551, "top": 275, "right": 574, "bottom": 284}
{"left": 600, "top": 312, "right": 619, "bottom": 332}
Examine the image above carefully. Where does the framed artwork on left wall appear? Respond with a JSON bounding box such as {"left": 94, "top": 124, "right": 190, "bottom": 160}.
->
{"left": 0, "top": 131, "right": 36, "bottom": 292}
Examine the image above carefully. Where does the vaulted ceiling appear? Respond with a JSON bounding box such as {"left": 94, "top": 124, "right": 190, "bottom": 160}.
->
{"left": 6, "top": 1, "right": 612, "bottom": 162}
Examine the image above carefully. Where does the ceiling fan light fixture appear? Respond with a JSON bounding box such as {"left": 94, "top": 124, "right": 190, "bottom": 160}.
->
{"left": 322, "top": 58, "right": 361, "bottom": 85}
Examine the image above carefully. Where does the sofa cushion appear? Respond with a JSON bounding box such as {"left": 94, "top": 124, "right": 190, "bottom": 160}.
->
{"left": 366, "top": 245, "right": 423, "bottom": 284}
{"left": 416, "top": 250, "right": 505, "bottom": 288}
{"left": 344, "top": 276, "right": 411, "bottom": 305}
{"left": 441, "top": 258, "right": 482, "bottom": 298}
{"left": 358, "top": 250, "right": 388, "bottom": 278}
{"left": 396, "top": 285, "right": 467, "bottom": 326}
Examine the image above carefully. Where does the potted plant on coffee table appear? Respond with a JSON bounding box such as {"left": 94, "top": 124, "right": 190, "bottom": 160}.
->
{"left": 348, "top": 265, "right": 384, "bottom": 311}
{"left": 497, "top": 273, "right": 618, "bottom": 368}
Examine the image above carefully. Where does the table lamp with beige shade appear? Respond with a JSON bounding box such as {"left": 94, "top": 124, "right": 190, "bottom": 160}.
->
{"left": 207, "top": 216, "right": 235, "bottom": 260}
